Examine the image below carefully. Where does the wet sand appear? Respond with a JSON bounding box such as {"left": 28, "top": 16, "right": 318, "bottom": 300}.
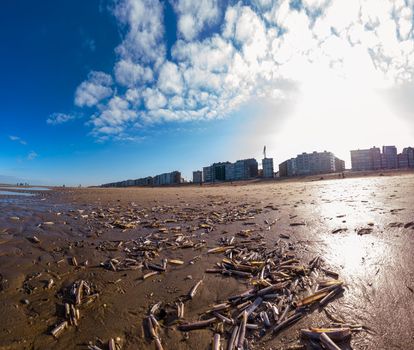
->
{"left": 1, "top": 173, "right": 414, "bottom": 349}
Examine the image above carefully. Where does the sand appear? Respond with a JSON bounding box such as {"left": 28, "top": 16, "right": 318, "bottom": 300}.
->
{"left": 1, "top": 173, "right": 414, "bottom": 349}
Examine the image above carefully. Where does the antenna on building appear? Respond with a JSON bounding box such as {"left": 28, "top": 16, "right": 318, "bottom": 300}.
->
{"left": 263, "top": 145, "right": 266, "bottom": 159}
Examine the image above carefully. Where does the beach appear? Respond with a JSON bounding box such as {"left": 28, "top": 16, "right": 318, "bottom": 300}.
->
{"left": 1, "top": 173, "right": 414, "bottom": 349}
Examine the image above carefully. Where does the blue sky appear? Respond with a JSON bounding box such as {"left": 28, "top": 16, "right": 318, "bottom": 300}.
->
{"left": 2, "top": 0, "right": 414, "bottom": 185}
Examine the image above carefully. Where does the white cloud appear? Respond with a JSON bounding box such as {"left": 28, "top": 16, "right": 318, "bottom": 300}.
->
{"left": 114, "top": 59, "right": 153, "bottom": 87}
{"left": 68, "top": 0, "right": 414, "bottom": 143}
{"left": 142, "top": 88, "right": 167, "bottom": 110}
{"left": 157, "top": 61, "right": 184, "bottom": 95}
{"left": 172, "top": 0, "right": 220, "bottom": 41}
{"left": 251, "top": 0, "right": 273, "bottom": 10}
{"left": 91, "top": 96, "right": 138, "bottom": 136}
{"left": 114, "top": 0, "right": 165, "bottom": 63}
{"left": 125, "top": 88, "right": 141, "bottom": 105}
{"left": 173, "top": 36, "right": 234, "bottom": 73}
{"left": 74, "top": 71, "right": 113, "bottom": 107}
{"left": 9, "top": 135, "right": 27, "bottom": 145}
{"left": 47, "top": 113, "right": 76, "bottom": 125}
{"left": 27, "top": 151, "right": 38, "bottom": 160}
{"left": 301, "top": 0, "right": 330, "bottom": 10}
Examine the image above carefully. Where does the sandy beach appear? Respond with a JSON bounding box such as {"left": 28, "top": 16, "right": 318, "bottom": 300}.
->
{"left": 1, "top": 173, "right": 414, "bottom": 349}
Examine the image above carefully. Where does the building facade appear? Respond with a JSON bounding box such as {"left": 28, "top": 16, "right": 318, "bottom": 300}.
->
{"left": 202, "top": 158, "right": 259, "bottom": 182}
{"left": 351, "top": 146, "right": 413, "bottom": 171}
{"left": 335, "top": 157, "right": 345, "bottom": 172}
{"left": 296, "top": 151, "right": 336, "bottom": 175}
{"left": 262, "top": 158, "right": 274, "bottom": 178}
{"left": 214, "top": 162, "right": 229, "bottom": 182}
{"left": 203, "top": 166, "right": 212, "bottom": 183}
{"left": 350, "top": 147, "right": 382, "bottom": 171}
{"left": 192, "top": 171, "right": 202, "bottom": 184}
{"left": 398, "top": 147, "right": 414, "bottom": 168}
{"left": 225, "top": 163, "right": 235, "bottom": 181}
{"left": 153, "top": 171, "right": 181, "bottom": 185}
{"left": 381, "top": 146, "right": 398, "bottom": 169}
{"left": 102, "top": 171, "right": 181, "bottom": 187}
{"left": 279, "top": 151, "right": 343, "bottom": 177}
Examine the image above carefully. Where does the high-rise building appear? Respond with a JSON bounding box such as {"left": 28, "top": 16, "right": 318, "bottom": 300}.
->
{"left": 262, "top": 158, "right": 274, "bottom": 178}
{"left": 192, "top": 171, "right": 202, "bottom": 183}
{"left": 351, "top": 146, "right": 413, "bottom": 171}
{"left": 398, "top": 147, "right": 414, "bottom": 168}
{"left": 234, "top": 158, "right": 258, "bottom": 180}
{"left": 351, "top": 147, "right": 382, "bottom": 171}
{"left": 102, "top": 171, "right": 181, "bottom": 187}
{"left": 225, "top": 163, "right": 235, "bottom": 181}
{"left": 213, "top": 162, "right": 228, "bottom": 182}
{"left": 279, "top": 151, "right": 343, "bottom": 177}
{"left": 296, "top": 151, "right": 336, "bottom": 175}
{"left": 382, "top": 146, "right": 398, "bottom": 169}
{"left": 153, "top": 171, "right": 181, "bottom": 185}
{"left": 407, "top": 147, "right": 414, "bottom": 167}
{"left": 203, "top": 166, "right": 212, "bottom": 183}
{"left": 279, "top": 158, "right": 297, "bottom": 177}
{"left": 134, "top": 177, "right": 153, "bottom": 186}
{"left": 335, "top": 157, "right": 345, "bottom": 172}
{"left": 203, "top": 159, "right": 258, "bottom": 182}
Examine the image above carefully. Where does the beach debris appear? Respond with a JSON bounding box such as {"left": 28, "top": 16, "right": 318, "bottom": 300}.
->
{"left": 87, "top": 345, "right": 103, "bottom": 350}
{"left": 331, "top": 228, "right": 347, "bottom": 234}
{"left": 404, "top": 221, "right": 414, "bottom": 229}
{"left": 356, "top": 227, "right": 373, "bottom": 235}
{"left": 177, "top": 317, "right": 217, "bottom": 331}
{"left": 143, "top": 271, "right": 159, "bottom": 280}
{"left": 112, "top": 220, "right": 136, "bottom": 229}
{"left": 108, "top": 338, "right": 116, "bottom": 350}
{"left": 145, "top": 314, "right": 164, "bottom": 350}
{"left": 227, "top": 325, "right": 239, "bottom": 350}
{"left": 16, "top": 195, "right": 356, "bottom": 349}
{"left": 42, "top": 221, "right": 55, "bottom": 225}
{"left": 290, "top": 222, "right": 306, "bottom": 226}
{"left": 31, "top": 235, "right": 40, "bottom": 243}
{"left": 168, "top": 259, "right": 184, "bottom": 265}
{"left": 237, "top": 311, "right": 248, "bottom": 349}
{"left": 320, "top": 332, "right": 342, "bottom": 350}
{"left": 188, "top": 280, "right": 203, "bottom": 299}
{"left": 49, "top": 280, "right": 95, "bottom": 338}
{"left": 176, "top": 301, "right": 185, "bottom": 319}
{"left": 50, "top": 321, "right": 68, "bottom": 338}
{"left": 212, "top": 333, "right": 221, "bottom": 350}
{"left": 300, "top": 327, "right": 351, "bottom": 342}
{"left": 208, "top": 246, "right": 234, "bottom": 254}
{"left": 46, "top": 278, "right": 54, "bottom": 289}
{"left": 272, "top": 312, "right": 304, "bottom": 335}
{"left": 75, "top": 280, "right": 85, "bottom": 305}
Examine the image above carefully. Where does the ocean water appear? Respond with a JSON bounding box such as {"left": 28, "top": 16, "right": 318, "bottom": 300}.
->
{"left": 0, "top": 187, "right": 50, "bottom": 191}
{"left": 0, "top": 190, "right": 35, "bottom": 196}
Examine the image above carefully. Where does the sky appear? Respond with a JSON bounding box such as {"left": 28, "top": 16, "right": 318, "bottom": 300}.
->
{"left": 1, "top": 0, "right": 414, "bottom": 186}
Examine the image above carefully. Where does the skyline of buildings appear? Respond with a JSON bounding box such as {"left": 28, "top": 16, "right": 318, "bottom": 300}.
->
{"left": 201, "top": 158, "right": 260, "bottom": 183}
{"left": 351, "top": 146, "right": 414, "bottom": 171}
{"left": 279, "top": 151, "right": 345, "bottom": 177}
{"left": 101, "top": 145, "right": 414, "bottom": 187}
{"left": 102, "top": 170, "right": 182, "bottom": 188}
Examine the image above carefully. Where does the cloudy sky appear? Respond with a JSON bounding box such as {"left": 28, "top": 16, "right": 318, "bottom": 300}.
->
{"left": 1, "top": 0, "right": 414, "bottom": 185}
